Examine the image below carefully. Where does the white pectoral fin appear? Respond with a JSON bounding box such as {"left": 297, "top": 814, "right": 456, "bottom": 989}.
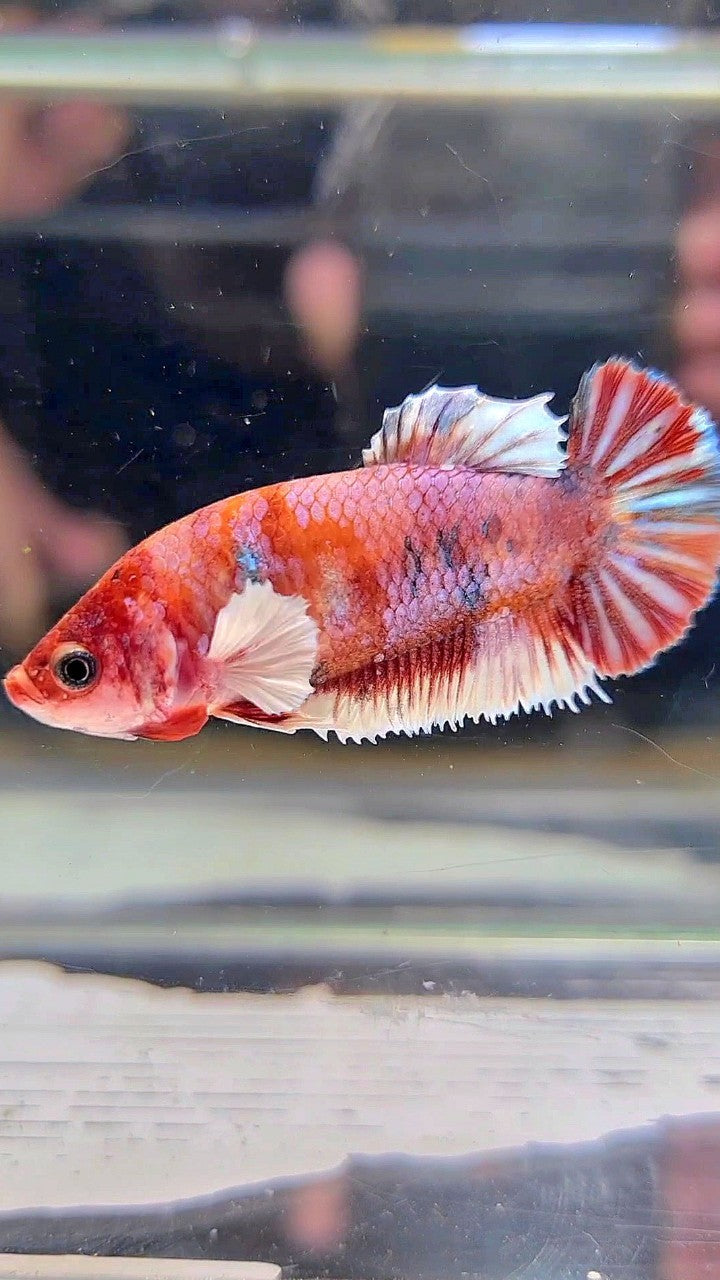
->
{"left": 207, "top": 579, "right": 319, "bottom": 715}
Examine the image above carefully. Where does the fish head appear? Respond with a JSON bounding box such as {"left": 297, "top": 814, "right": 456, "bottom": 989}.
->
{"left": 3, "top": 564, "right": 185, "bottom": 740}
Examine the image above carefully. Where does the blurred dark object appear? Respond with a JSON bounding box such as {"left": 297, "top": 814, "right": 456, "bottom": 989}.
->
{"left": 0, "top": 98, "right": 343, "bottom": 550}
{"left": 4, "top": 1115, "right": 720, "bottom": 1279}
{"left": 27, "top": 0, "right": 720, "bottom": 23}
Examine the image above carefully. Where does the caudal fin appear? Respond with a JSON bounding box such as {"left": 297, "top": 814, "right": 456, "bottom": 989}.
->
{"left": 568, "top": 357, "right": 720, "bottom": 678}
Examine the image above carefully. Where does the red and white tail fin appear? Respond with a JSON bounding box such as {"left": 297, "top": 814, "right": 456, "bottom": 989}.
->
{"left": 568, "top": 358, "right": 720, "bottom": 678}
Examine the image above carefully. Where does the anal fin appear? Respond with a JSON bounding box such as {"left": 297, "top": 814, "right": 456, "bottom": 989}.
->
{"left": 213, "top": 698, "right": 294, "bottom": 730}
{"left": 290, "top": 606, "right": 608, "bottom": 744}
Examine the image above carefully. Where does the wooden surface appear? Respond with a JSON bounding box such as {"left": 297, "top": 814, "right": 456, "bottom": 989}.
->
{"left": 0, "top": 962, "right": 718, "bottom": 1213}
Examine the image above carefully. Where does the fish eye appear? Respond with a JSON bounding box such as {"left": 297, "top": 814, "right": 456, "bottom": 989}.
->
{"left": 52, "top": 646, "right": 100, "bottom": 692}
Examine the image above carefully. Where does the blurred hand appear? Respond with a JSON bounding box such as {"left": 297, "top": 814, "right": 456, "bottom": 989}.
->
{"left": 286, "top": 1174, "right": 348, "bottom": 1253}
{"left": 284, "top": 240, "right": 363, "bottom": 378}
{"left": 673, "top": 131, "right": 720, "bottom": 420}
{"left": 674, "top": 202, "right": 720, "bottom": 419}
{"left": 0, "top": 7, "right": 130, "bottom": 218}
{"left": 0, "top": 9, "right": 130, "bottom": 654}
{"left": 0, "top": 424, "right": 126, "bottom": 654}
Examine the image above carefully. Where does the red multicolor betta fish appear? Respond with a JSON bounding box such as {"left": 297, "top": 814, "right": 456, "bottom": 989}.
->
{"left": 5, "top": 358, "right": 720, "bottom": 744}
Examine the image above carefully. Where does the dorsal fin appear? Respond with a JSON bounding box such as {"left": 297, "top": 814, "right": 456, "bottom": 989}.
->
{"left": 363, "top": 384, "right": 566, "bottom": 476}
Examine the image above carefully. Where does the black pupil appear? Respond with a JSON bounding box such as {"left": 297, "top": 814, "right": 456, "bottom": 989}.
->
{"left": 58, "top": 652, "right": 96, "bottom": 689}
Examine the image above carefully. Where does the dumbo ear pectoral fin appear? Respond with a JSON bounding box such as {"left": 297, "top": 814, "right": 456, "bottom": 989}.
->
{"left": 206, "top": 580, "right": 319, "bottom": 716}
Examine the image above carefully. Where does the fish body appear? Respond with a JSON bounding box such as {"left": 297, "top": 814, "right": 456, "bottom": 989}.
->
{"left": 6, "top": 358, "right": 720, "bottom": 743}
{"left": 141, "top": 463, "right": 593, "bottom": 679}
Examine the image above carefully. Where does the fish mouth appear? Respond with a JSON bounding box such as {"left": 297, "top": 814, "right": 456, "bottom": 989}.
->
{"left": 3, "top": 664, "right": 44, "bottom": 708}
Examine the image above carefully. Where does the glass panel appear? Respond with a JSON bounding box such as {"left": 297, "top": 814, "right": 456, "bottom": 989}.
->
{"left": 0, "top": 7, "right": 719, "bottom": 1278}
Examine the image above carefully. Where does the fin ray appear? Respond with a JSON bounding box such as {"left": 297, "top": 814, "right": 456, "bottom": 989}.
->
{"left": 286, "top": 609, "right": 607, "bottom": 745}
{"left": 567, "top": 358, "right": 720, "bottom": 677}
{"left": 208, "top": 580, "right": 319, "bottom": 716}
{"left": 364, "top": 384, "right": 566, "bottom": 477}
{"left": 136, "top": 705, "right": 208, "bottom": 741}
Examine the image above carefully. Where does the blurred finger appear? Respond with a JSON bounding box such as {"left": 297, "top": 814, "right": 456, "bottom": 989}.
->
{"left": 673, "top": 287, "right": 720, "bottom": 353}
{"left": 284, "top": 241, "right": 363, "bottom": 376}
{"left": 38, "top": 99, "right": 130, "bottom": 185}
{"left": 0, "top": 98, "right": 131, "bottom": 215}
{"left": 0, "top": 8, "right": 36, "bottom": 33}
{"left": 42, "top": 506, "right": 127, "bottom": 583}
{"left": 0, "top": 518, "right": 47, "bottom": 654}
{"left": 677, "top": 354, "right": 720, "bottom": 420}
{"left": 0, "top": 8, "right": 130, "bottom": 216}
{"left": 677, "top": 206, "right": 720, "bottom": 286}
{"left": 286, "top": 1176, "right": 348, "bottom": 1251}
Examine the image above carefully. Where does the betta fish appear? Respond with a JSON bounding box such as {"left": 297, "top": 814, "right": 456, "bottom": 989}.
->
{"left": 5, "top": 358, "right": 720, "bottom": 744}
